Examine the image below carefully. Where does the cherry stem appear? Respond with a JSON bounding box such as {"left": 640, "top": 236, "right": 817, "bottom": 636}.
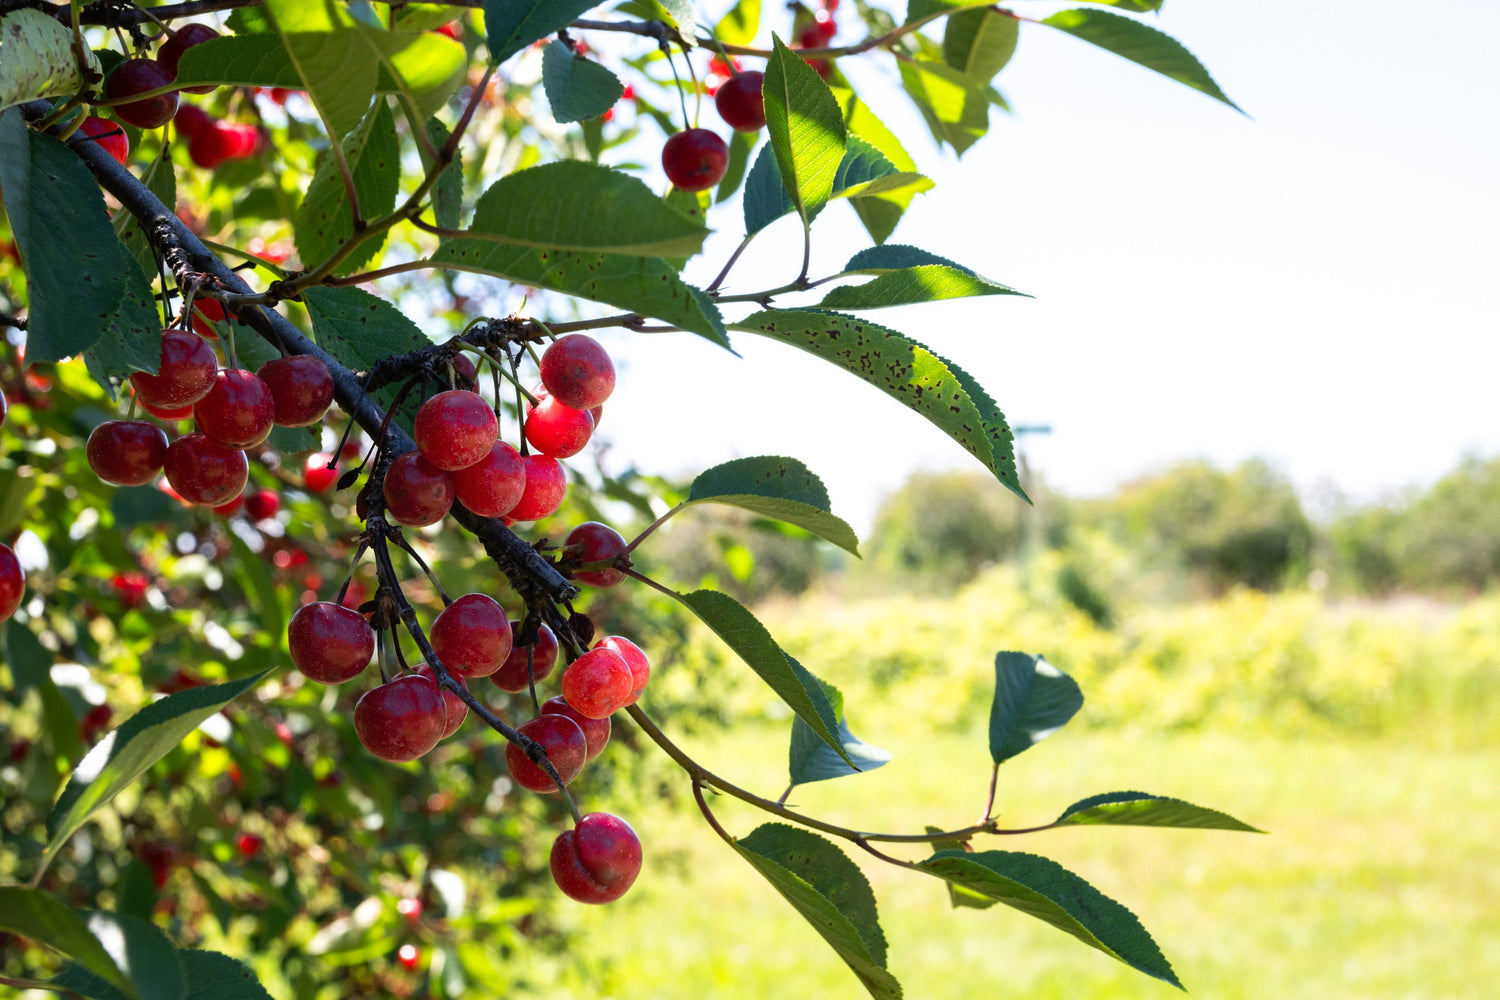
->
{"left": 981, "top": 762, "right": 1001, "bottom": 824}
{"left": 706, "top": 234, "right": 755, "bottom": 293}
{"left": 622, "top": 502, "right": 686, "bottom": 557}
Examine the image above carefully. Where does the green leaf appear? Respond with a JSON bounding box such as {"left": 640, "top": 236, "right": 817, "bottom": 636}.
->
{"left": 115, "top": 151, "right": 177, "bottom": 282}
{"left": 918, "top": 850, "right": 1182, "bottom": 988}
{"left": 301, "top": 285, "right": 430, "bottom": 418}
{"left": 1098, "top": 0, "right": 1166, "bottom": 10}
{"left": 5, "top": 621, "right": 84, "bottom": 764}
{"left": 173, "top": 34, "right": 300, "bottom": 89}
{"left": 460, "top": 160, "right": 708, "bottom": 256}
{"left": 264, "top": 0, "right": 381, "bottom": 141}
{"left": 716, "top": 128, "right": 758, "bottom": 204}
{"left": 424, "top": 118, "right": 464, "bottom": 231}
{"left": 1040, "top": 8, "right": 1241, "bottom": 111}
{"left": 392, "top": 5, "right": 470, "bottom": 33}
{"left": 0, "top": 889, "right": 140, "bottom": 999}
{"left": 742, "top": 142, "right": 794, "bottom": 236}
{"left": 50, "top": 912, "right": 185, "bottom": 1000}
{"left": 923, "top": 828, "right": 997, "bottom": 910}
{"left": 42, "top": 673, "right": 270, "bottom": 874}
{"left": 109, "top": 485, "right": 185, "bottom": 531}
{"left": 228, "top": 527, "right": 285, "bottom": 644}
{"left": 373, "top": 31, "right": 467, "bottom": 122}
{"left": 686, "top": 455, "right": 859, "bottom": 554}
{"left": 485, "top": 0, "right": 598, "bottom": 65}
{"left": 898, "top": 57, "right": 990, "bottom": 155}
{"left": 818, "top": 257, "right": 1022, "bottom": 310}
{"left": 931, "top": 351, "right": 1025, "bottom": 501}
{"left": 989, "top": 652, "right": 1083, "bottom": 765}
{"left": 542, "top": 42, "right": 625, "bottom": 123}
{"left": 716, "top": 0, "right": 761, "bottom": 46}
{"left": 0, "top": 8, "right": 103, "bottom": 110}
{"left": 294, "top": 100, "right": 400, "bottom": 275}
{"left": 789, "top": 677, "right": 890, "bottom": 785}
{"left": 1052, "top": 792, "right": 1265, "bottom": 833}
{"left": 181, "top": 949, "right": 276, "bottom": 1000}
{"left": 676, "top": 590, "right": 850, "bottom": 765}
{"left": 0, "top": 115, "right": 161, "bottom": 370}
{"left": 742, "top": 137, "right": 929, "bottom": 237}
{"left": 735, "top": 825, "right": 900, "bottom": 1000}
{"left": 942, "top": 9, "right": 1019, "bottom": 86}
{"left": 428, "top": 241, "right": 729, "bottom": 347}
{"left": 842, "top": 95, "right": 925, "bottom": 243}
{"left": 904, "top": 0, "right": 992, "bottom": 24}
{"left": 762, "top": 35, "right": 847, "bottom": 225}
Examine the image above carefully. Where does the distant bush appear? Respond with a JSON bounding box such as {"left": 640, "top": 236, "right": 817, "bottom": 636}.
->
{"left": 865, "top": 469, "right": 1024, "bottom": 587}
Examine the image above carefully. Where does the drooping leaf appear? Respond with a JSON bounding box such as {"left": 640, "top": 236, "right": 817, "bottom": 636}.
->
{"left": 762, "top": 35, "right": 847, "bottom": 225}
{"left": 424, "top": 118, "right": 463, "bottom": 230}
{"left": 675, "top": 590, "right": 850, "bottom": 764}
{"left": 1052, "top": 792, "right": 1265, "bottom": 833}
{"left": 942, "top": 9, "right": 1019, "bottom": 86}
{"left": 180, "top": 949, "right": 277, "bottom": 1000}
{"left": 42, "top": 673, "right": 271, "bottom": 873}
{"left": 0, "top": 9, "right": 103, "bottom": 110}
{"left": 789, "top": 677, "right": 891, "bottom": 785}
{"left": 931, "top": 351, "right": 1025, "bottom": 501}
{"left": 542, "top": 41, "right": 624, "bottom": 123}
{"left": 173, "top": 34, "right": 300, "bottom": 89}
{"left": 898, "top": 57, "right": 990, "bottom": 155}
{"left": 5, "top": 621, "right": 83, "bottom": 764}
{"left": 842, "top": 95, "right": 926, "bottom": 243}
{"left": 686, "top": 456, "right": 858, "bottom": 554}
{"left": 0, "top": 115, "right": 161, "bottom": 374}
{"left": 50, "top": 912, "right": 185, "bottom": 1000}
{"left": 735, "top": 825, "right": 901, "bottom": 999}
{"left": 485, "top": 0, "right": 599, "bottom": 65}
{"left": 989, "top": 652, "right": 1083, "bottom": 764}
{"left": 918, "top": 850, "right": 1182, "bottom": 988}
{"left": 460, "top": 160, "right": 708, "bottom": 256}
{"left": 294, "top": 99, "right": 400, "bottom": 275}
{"left": 0, "top": 888, "right": 139, "bottom": 999}
{"left": 1040, "top": 8, "right": 1241, "bottom": 111}
{"left": 264, "top": 0, "right": 380, "bottom": 141}
{"left": 743, "top": 138, "right": 928, "bottom": 237}
{"left": 716, "top": 0, "right": 762, "bottom": 46}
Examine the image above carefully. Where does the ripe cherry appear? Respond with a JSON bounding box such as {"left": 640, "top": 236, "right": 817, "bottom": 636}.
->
{"left": 560, "top": 646, "right": 633, "bottom": 719}
{"left": 524, "top": 387, "right": 595, "bottom": 458}
{"left": 566, "top": 522, "right": 628, "bottom": 587}
{"left": 190, "top": 297, "right": 229, "bottom": 338}
{"left": 450, "top": 352, "right": 478, "bottom": 387}
{"left": 413, "top": 664, "right": 468, "bottom": 738}
{"left": 453, "top": 441, "right": 525, "bottom": 518}
{"left": 662, "top": 128, "right": 729, "bottom": 192}
{"left": 288, "top": 601, "right": 374, "bottom": 683}
{"left": 539, "top": 334, "right": 616, "bottom": 410}
{"left": 506, "top": 714, "right": 588, "bottom": 793}
{"left": 304, "top": 453, "right": 338, "bottom": 492}
{"left": 814, "top": 9, "right": 838, "bottom": 38}
{"left": 130, "top": 330, "right": 218, "bottom": 409}
{"left": 396, "top": 896, "right": 423, "bottom": 923}
{"left": 430, "top": 593, "right": 512, "bottom": 678}
{"left": 235, "top": 832, "right": 263, "bottom": 858}
{"left": 490, "top": 621, "right": 558, "bottom": 693}
{"left": 139, "top": 841, "right": 180, "bottom": 888}
{"left": 550, "top": 812, "right": 642, "bottom": 904}
{"left": 257, "top": 355, "right": 334, "bottom": 427}
{"left": 595, "top": 635, "right": 651, "bottom": 706}
{"left": 508, "top": 455, "right": 566, "bottom": 521}
{"left": 87, "top": 420, "right": 169, "bottom": 486}
{"left": 111, "top": 571, "right": 150, "bottom": 608}
{"left": 193, "top": 369, "right": 275, "bottom": 449}
{"left": 188, "top": 120, "right": 262, "bottom": 169}
{"left": 396, "top": 944, "right": 421, "bottom": 971}
{"left": 140, "top": 398, "right": 193, "bottom": 420}
{"left": 714, "top": 71, "right": 766, "bottom": 132}
{"left": 542, "top": 696, "right": 611, "bottom": 761}
{"left": 384, "top": 452, "right": 455, "bottom": 526}
{"left": 213, "top": 495, "right": 242, "bottom": 516}
{"left": 158, "top": 23, "right": 219, "bottom": 93}
{"left": 414, "top": 389, "right": 497, "bottom": 471}
{"left": 244, "top": 489, "right": 279, "bottom": 520}
{"left": 174, "top": 103, "right": 210, "bottom": 140}
{"left": 164, "top": 433, "right": 248, "bottom": 506}
{"left": 77, "top": 116, "right": 129, "bottom": 165}
{"left": 0, "top": 543, "right": 24, "bottom": 623}
{"left": 353, "top": 674, "right": 447, "bottom": 762}
{"left": 104, "top": 59, "right": 179, "bottom": 130}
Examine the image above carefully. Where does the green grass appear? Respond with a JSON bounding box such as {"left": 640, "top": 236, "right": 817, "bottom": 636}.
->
{"left": 544, "top": 724, "right": 1500, "bottom": 999}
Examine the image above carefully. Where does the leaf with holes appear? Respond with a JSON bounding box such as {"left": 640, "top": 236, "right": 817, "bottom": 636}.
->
{"left": 687, "top": 456, "right": 859, "bottom": 554}
{"left": 294, "top": 100, "right": 399, "bottom": 275}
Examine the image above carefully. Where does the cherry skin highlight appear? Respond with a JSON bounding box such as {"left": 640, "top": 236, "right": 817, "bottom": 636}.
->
{"left": 542, "top": 696, "right": 611, "bottom": 761}
{"left": 506, "top": 714, "right": 589, "bottom": 793}
{"left": 550, "top": 812, "right": 642, "bottom": 904}
{"left": 508, "top": 455, "right": 566, "bottom": 521}
{"left": 288, "top": 601, "right": 374, "bottom": 683}
{"left": 383, "top": 452, "right": 455, "bottom": 527}
{"left": 596, "top": 635, "right": 651, "bottom": 705}
{"left": 104, "top": 58, "right": 179, "bottom": 130}
{"left": 414, "top": 389, "right": 497, "bottom": 471}
{"left": 77, "top": 116, "right": 129, "bottom": 165}
{"left": 86, "top": 420, "right": 169, "bottom": 487}
{"left": 560, "top": 646, "right": 633, "bottom": 719}
{"left": 257, "top": 355, "right": 334, "bottom": 427}
{"left": 490, "top": 621, "right": 558, "bottom": 693}
{"left": 453, "top": 441, "right": 526, "bottom": 518}
{"left": 539, "top": 334, "right": 615, "bottom": 410}
{"left": 353, "top": 674, "right": 447, "bottom": 762}
{"left": 714, "top": 71, "right": 766, "bottom": 132}
{"left": 566, "top": 522, "right": 628, "bottom": 587}
{"left": 413, "top": 663, "right": 468, "bottom": 738}
{"left": 662, "top": 128, "right": 729, "bottom": 192}
{"left": 304, "top": 453, "right": 338, "bottom": 492}
{"left": 524, "top": 388, "right": 595, "bottom": 458}
{"left": 193, "top": 368, "right": 275, "bottom": 449}
{"left": 429, "top": 593, "right": 512, "bottom": 677}
{"left": 0, "top": 543, "right": 24, "bottom": 623}
{"left": 163, "top": 433, "right": 248, "bottom": 507}
{"left": 130, "top": 329, "right": 218, "bottom": 409}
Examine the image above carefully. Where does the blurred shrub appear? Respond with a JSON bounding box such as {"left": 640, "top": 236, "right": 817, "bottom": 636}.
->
{"left": 865, "top": 469, "right": 1024, "bottom": 588}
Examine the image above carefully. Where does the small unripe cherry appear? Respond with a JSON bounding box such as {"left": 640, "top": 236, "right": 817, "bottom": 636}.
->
{"left": 87, "top": 420, "right": 169, "bottom": 486}
{"left": 354, "top": 674, "right": 447, "bottom": 762}
{"left": 453, "top": 441, "right": 525, "bottom": 518}
{"left": 163, "top": 433, "right": 248, "bottom": 507}
{"left": 508, "top": 455, "right": 566, "bottom": 521}
{"left": 550, "top": 812, "right": 642, "bottom": 904}
{"left": 429, "top": 593, "right": 512, "bottom": 677}
{"left": 714, "top": 71, "right": 766, "bottom": 132}
{"left": 560, "top": 646, "right": 633, "bottom": 719}
{"left": 662, "top": 128, "right": 729, "bottom": 192}
{"left": 130, "top": 329, "right": 218, "bottom": 409}
{"left": 104, "top": 58, "right": 179, "bottom": 130}
{"left": 539, "top": 335, "right": 615, "bottom": 410}
{"left": 384, "top": 452, "right": 455, "bottom": 527}
{"left": 414, "top": 389, "right": 497, "bottom": 471}
{"left": 542, "top": 696, "right": 611, "bottom": 761}
{"left": 506, "top": 714, "right": 588, "bottom": 793}
{"left": 257, "top": 355, "right": 334, "bottom": 427}
{"left": 288, "top": 601, "right": 374, "bottom": 683}
{"left": 490, "top": 622, "right": 558, "bottom": 693}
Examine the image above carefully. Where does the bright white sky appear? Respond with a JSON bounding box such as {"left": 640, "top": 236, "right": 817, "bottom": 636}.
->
{"left": 589, "top": 0, "right": 1500, "bottom": 532}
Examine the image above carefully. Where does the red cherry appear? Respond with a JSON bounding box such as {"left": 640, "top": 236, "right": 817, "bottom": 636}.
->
{"left": 799, "top": 26, "right": 825, "bottom": 48}
{"left": 130, "top": 330, "right": 218, "bottom": 409}
{"left": 450, "top": 352, "right": 478, "bottom": 386}
{"left": 140, "top": 398, "right": 194, "bottom": 420}
{"left": 87, "top": 420, "right": 169, "bottom": 486}
{"left": 508, "top": 455, "right": 566, "bottom": 521}
{"left": 257, "top": 355, "right": 334, "bottom": 427}
{"left": 111, "top": 571, "right": 150, "bottom": 608}
{"left": 396, "top": 944, "right": 420, "bottom": 971}
{"left": 814, "top": 9, "right": 838, "bottom": 38}
{"left": 163, "top": 433, "right": 248, "bottom": 506}
{"left": 524, "top": 387, "right": 595, "bottom": 458}
{"left": 139, "top": 841, "right": 180, "bottom": 888}
{"left": 190, "top": 297, "right": 231, "bottom": 338}
{"left": 429, "top": 594, "right": 512, "bottom": 678}
{"left": 235, "top": 832, "right": 263, "bottom": 858}
{"left": 490, "top": 621, "right": 558, "bottom": 693}
{"left": 453, "top": 441, "right": 525, "bottom": 518}
{"left": 595, "top": 635, "right": 651, "bottom": 706}
{"left": 565, "top": 522, "right": 628, "bottom": 587}
{"left": 414, "top": 389, "right": 497, "bottom": 471}
{"left": 244, "top": 489, "right": 279, "bottom": 520}
{"left": 77, "top": 116, "right": 129, "bottom": 165}
{"left": 539, "top": 334, "right": 615, "bottom": 410}
{"left": 505, "top": 714, "right": 588, "bottom": 793}
{"left": 353, "top": 674, "right": 447, "bottom": 762}
{"left": 413, "top": 664, "right": 468, "bottom": 738}
{"left": 104, "top": 59, "right": 179, "bottom": 130}
{"left": 288, "top": 601, "right": 374, "bottom": 683}
{"left": 304, "top": 453, "right": 338, "bottom": 492}
{"left": 714, "top": 71, "right": 766, "bottom": 132}
{"left": 0, "top": 543, "right": 25, "bottom": 623}
{"left": 174, "top": 103, "right": 210, "bottom": 139}
{"left": 396, "top": 896, "right": 423, "bottom": 922}
{"left": 560, "top": 646, "right": 633, "bottom": 719}
{"left": 550, "top": 813, "right": 642, "bottom": 904}
{"left": 213, "top": 495, "right": 242, "bottom": 516}
{"left": 383, "top": 452, "right": 455, "bottom": 526}
{"left": 158, "top": 23, "right": 219, "bottom": 93}
{"left": 193, "top": 369, "right": 275, "bottom": 449}
{"left": 542, "top": 696, "right": 611, "bottom": 761}
{"left": 662, "top": 129, "right": 729, "bottom": 192}
{"left": 708, "top": 55, "right": 742, "bottom": 77}
{"left": 188, "top": 119, "right": 248, "bottom": 169}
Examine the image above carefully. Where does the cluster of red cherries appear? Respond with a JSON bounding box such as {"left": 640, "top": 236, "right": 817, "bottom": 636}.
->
{"left": 1, "top": 391, "right": 21, "bottom": 623}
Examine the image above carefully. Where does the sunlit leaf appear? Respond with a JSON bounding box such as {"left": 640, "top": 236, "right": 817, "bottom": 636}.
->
{"left": 989, "top": 652, "right": 1083, "bottom": 764}
{"left": 1041, "top": 8, "right": 1241, "bottom": 111}
{"left": 687, "top": 456, "right": 859, "bottom": 554}
{"left": 1053, "top": 792, "right": 1265, "bottom": 832}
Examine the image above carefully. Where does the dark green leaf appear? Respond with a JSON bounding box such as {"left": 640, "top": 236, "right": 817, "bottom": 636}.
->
{"left": 676, "top": 590, "right": 849, "bottom": 764}
{"left": 5, "top": 621, "right": 84, "bottom": 763}
{"left": 942, "top": 9, "right": 1019, "bottom": 86}
{"left": 109, "top": 485, "right": 185, "bottom": 531}
{"left": 1040, "top": 8, "right": 1241, "bottom": 111}
{"left": 264, "top": 0, "right": 380, "bottom": 140}
{"left": 50, "top": 912, "right": 184, "bottom": 1000}
{"left": 0, "top": 888, "right": 138, "bottom": 999}
{"left": 841, "top": 244, "right": 967, "bottom": 272}
{"left": 716, "top": 127, "right": 758, "bottom": 204}
{"left": 542, "top": 42, "right": 624, "bottom": 123}
{"left": 789, "top": 677, "right": 890, "bottom": 785}
{"left": 181, "top": 949, "right": 276, "bottom": 1000}
{"left": 302, "top": 285, "right": 430, "bottom": 418}
{"left": 742, "top": 142, "right": 794, "bottom": 236}
{"left": 424, "top": 118, "right": 464, "bottom": 231}
{"left": 743, "top": 137, "right": 928, "bottom": 236}
{"left": 716, "top": 0, "right": 761, "bottom": 45}
{"left": 898, "top": 57, "right": 990, "bottom": 155}
{"left": 485, "top": 0, "right": 598, "bottom": 65}
{"left": 1053, "top": 792, "right": 1265, "bottom": 833}
{"left": 294, "top": 100, "right": 400, "bottom": 275}
{"left": 736, "top": 825, "right": 900, "bottom": 999}
{"left": 923, "top": 828, "right": 997, "bottom": 910}
{"left": 918, "top": 850, "right": 1181, "bottom": 988}
{"left": 687, "top": 455, "right": 859, "bottom": 554}
{"left": 762, "top": 35, "right": 847, "bottom": 224}
{"left": 115, "top": 150, "right": 177, "bottom": 282}
{"left": 989, "top": 652, "right": 1083, "bottom": 764}
{"left": 43, "top": 673, "right": 270, "bottom": 873}
{"left": 173, "top": 34, "right": 300, "bottom": 89}
{"left": 267, "top": 424, "right": 320, "bottom": 456}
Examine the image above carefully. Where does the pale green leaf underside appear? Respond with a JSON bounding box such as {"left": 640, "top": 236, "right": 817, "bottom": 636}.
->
{"left": 265, "top": 0, "right": 379, "bottom": 141}
{"left": 0, "top": 8, "right": 101, "bottom": 109}
{"left": 542, "top": 41, "right": 625, "bottom": 123}
{"left": 899, "top": 57, "right": 991, "bottom": 155}
{"left": 1053, "top": 792, "right": 1265, "bottom": 832}
{"left": 716, "top": 0, "right": 761, "bottom": 46}
{"left": 686, "top": 456, "right": 859, "bottom": 554}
